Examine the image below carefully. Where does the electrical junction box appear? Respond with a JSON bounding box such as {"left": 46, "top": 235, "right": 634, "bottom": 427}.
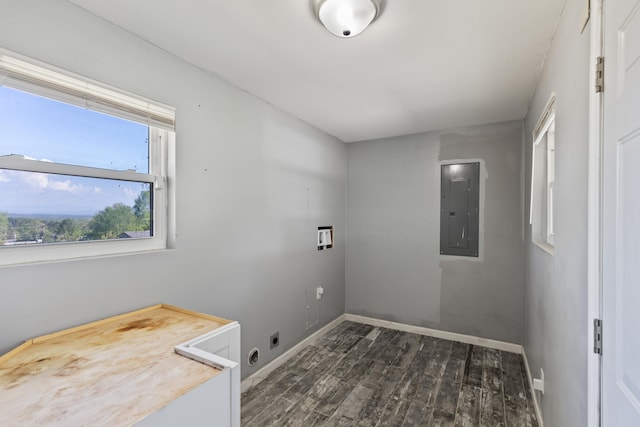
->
{"left": 317, "top": 226, "right": 333, "bottom": 250}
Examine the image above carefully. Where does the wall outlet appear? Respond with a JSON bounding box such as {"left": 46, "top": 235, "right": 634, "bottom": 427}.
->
{"left": 270, "top": 332, "right": 279, "bottom": 349}
{"left": 316, "top": 286, "right": 324, "bottom": 300}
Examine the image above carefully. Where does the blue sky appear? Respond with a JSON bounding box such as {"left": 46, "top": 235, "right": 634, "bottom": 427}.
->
{"left": 0, "top": 86, "right": 150, "bottom": 215}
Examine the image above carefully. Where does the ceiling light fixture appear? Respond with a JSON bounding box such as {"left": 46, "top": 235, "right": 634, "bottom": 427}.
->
{"left": 313, "top": 0, "right": 383, "bottom": 38}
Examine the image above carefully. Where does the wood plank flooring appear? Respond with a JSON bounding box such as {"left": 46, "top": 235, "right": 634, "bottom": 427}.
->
{"left": 241, "top": 321, "right": 539, "bottom": 426}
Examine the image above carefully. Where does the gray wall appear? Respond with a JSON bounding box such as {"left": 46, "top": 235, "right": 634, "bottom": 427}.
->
{"left": 0, "top": 4, "right": 592, "bottom": 422}
{"left": 0, "top": 0, "right": 346, "bottom": 378}
{"left": 523, "top": 0, "right": 590, "bottom": 424}
{"left": 346, "top": 121, "right": 524, "bottom": 344}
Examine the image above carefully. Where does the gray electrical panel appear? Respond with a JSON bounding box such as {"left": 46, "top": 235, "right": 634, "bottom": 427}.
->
{"left": 440, "top": 162, "right": 479, "bottom": 257}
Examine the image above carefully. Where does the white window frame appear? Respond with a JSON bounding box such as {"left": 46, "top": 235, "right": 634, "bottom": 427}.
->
{"left": 546, "top": 126, "right": 555, "bottom": 246}
{"left": 0, "top": 52, "right": 176, "bottom": 266}
{"left": 529, "top": 94, "right": 556, "bottom": 254}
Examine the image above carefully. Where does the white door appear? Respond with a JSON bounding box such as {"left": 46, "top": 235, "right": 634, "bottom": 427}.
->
{"left": 602, "top": 0, "right": 640, "bottom": 424}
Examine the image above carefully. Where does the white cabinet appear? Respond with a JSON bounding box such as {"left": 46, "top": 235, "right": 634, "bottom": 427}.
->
{"left": 0, "top": 305, "right": 241, "bottom": 426}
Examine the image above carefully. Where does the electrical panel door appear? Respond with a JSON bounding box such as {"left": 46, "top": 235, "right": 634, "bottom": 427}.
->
{"left": 440, "top": 162, "right": 479, "bottom": 257}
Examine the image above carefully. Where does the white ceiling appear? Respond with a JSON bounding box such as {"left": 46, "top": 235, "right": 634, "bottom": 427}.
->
{"left": 68, "top": 0, "right": 564, "bottom": 142}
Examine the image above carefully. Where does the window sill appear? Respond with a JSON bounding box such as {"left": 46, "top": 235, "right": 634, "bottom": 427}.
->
{"left": 0, "top": 238, "right": 170, "bottom": 268}
{"left": 533, "top": 241, "right": 555, "bottom": 255}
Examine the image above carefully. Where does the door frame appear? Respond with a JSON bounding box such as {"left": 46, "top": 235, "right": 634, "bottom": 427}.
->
{"left": 587, "top": 0, "right": 604, "bottom": 426}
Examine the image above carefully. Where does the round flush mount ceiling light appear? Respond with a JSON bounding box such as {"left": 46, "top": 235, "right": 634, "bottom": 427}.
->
{"left": 312, "top": 0, "right": 383, "bottom": 38}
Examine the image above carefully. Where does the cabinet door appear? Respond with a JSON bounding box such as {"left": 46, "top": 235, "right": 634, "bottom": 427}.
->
{"left": 135, "top": 369, "right": 231, "bottom": 427}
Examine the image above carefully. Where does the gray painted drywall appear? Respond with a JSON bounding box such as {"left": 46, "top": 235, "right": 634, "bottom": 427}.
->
{"left": 0, "top": 0, "right": 346, "bottom": 378}
{"left": 523, "top": 0, "right": 590, "bottom": 424}
{"left": 346, "top": 121, "right": 524, "bottom": 344}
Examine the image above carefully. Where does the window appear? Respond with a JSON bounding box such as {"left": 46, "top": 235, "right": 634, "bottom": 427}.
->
{"left": 0, "top": 53, "right": 175, "bottom": 265}
{"left": 530, "top": 95, "right": 555, "bottom": 252}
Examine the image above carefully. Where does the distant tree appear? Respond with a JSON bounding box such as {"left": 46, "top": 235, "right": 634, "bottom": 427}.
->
{"left": 87, "top": 203, "right": 138, "bottom": 239}
{"left": 55, "top": 218, "right": 83, "bottom": 241}
{"left": 0, "top": 213, "right": 7, "bottom": 244}
{"left": 133, "top": 190, "right": 151, "bottom": 230}
{"left": 56, "top": 219, "right": 74, "bottom": 238}
{"left": 9, "top": 217, "right": 44, "bottom": 241}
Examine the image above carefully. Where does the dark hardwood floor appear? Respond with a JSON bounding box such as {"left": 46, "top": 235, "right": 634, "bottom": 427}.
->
{"left": 241, "top": 321, "right": 539, "bottom": 426}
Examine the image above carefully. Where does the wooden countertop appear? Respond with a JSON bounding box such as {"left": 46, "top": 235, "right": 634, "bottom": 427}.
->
{"left": 0, "top": 304, "right": 230, "bottom": 426}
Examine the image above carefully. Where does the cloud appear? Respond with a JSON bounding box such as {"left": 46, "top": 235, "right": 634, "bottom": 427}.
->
{"left": 0, "top": 171, "right": 10, "bottom": 183}
{"left": 48, "top": 179, "right": 84, "bottom": 193}
{"left": 24, "top": 172, "right": 85, "bottom": 194}
{"left": 93, "top": 187, "right": 103, "bottom": 194}
{"left": 122, "top": 186, "right": 138, "bottom": 199}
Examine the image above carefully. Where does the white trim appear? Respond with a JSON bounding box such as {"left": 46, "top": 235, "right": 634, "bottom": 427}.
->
{"left": 0, "top": 51, "right": 175, "bottom": 130}
{"left": 522, "top": 349, "right": 545, "bottom": 427}
{"left": 0, "top": 155, "right": 156, "bottom": 183}
{"left": 530, "top": 94, "right": 555, "bottom": 226}
{"left": 532, "top": 94, "right": 557, "bottom": 140}
{"left": 240, "top": 314, "right": 346, "bottom": 393}
{"left": 530, "top": 100, "right": 556, "bottom": 252}
{"left": 533, "top": 241, "right": 555, "bottom": 256}
{"left": 0, "top": 127, "right": 171, "bottom": 267}
{"left": 587, "top": 0, "right": 604, "bottom": 426}
{"left": 345, "top": 313, "right": 523, "bottom": 354}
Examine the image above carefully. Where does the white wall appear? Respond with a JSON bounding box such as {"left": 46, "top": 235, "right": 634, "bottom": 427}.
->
{"left": 0, "top": 0, "right": 346, "bottom": 378}
{"left": 346, "top": 121, "right": 524, "bottom": 344}
{"left": 523, "top": 0, "right": 590, "bottom": 424}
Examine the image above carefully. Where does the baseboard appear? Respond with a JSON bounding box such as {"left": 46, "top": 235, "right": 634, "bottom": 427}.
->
{"left": 345, "top": 313, "right": 523, "bottom": 354}
{"left": 240, "top": 314, "right": 346, "bottom": 393}
{"left": 521, "top": 349, "right": 544, "bottom": 427}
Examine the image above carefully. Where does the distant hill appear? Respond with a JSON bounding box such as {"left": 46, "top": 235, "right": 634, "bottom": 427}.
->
{"left": 7, "top": 213, "right": 94, "bottom": 220}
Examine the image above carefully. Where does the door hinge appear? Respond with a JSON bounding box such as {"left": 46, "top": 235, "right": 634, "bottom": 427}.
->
{"left": 595, "top": 56, "right": 604, "bottom": 93}
{"left": 594, "top": 318, "right": 603, "bottom": 354}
